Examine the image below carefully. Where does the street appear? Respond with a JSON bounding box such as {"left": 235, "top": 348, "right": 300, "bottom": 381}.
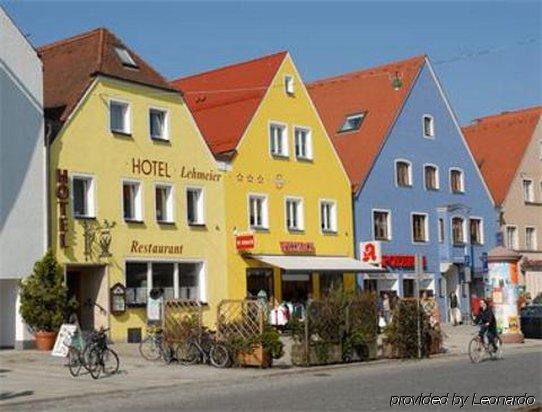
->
{"left": 2, "top": 347, "right": 540, "bottom": 411}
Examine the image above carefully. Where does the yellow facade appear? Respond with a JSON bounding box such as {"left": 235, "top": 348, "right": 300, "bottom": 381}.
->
{"left": 222, "top": 55, "right": 355, "bottom": 303}
{"left": 50, "top": 77, "right": 226, "bottom": 341}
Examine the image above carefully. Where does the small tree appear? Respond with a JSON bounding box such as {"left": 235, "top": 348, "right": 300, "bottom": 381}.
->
{"left": 19, "top": 250, "right": 76, "bottom": 332}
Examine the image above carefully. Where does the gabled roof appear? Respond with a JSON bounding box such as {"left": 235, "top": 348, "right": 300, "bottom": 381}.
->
{"left": 308, "top": 55, "right": 426, "bottom": 192}
{"left": 38, "top": 27, "right": 178, "bottom": 122}
{"left": 463, "top": 106, "right": 542, "bottom": 206}
{"left": 171, "top": 51, "right": 287, "bottom": 157}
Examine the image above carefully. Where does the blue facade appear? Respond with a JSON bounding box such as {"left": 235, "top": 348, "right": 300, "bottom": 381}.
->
{"left": 354, "top": 63, "right": 498, "bottom": 320}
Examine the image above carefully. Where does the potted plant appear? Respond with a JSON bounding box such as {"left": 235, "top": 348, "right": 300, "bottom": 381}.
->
{"left": 19, "top": 250, "right": 76, "bottom": 350}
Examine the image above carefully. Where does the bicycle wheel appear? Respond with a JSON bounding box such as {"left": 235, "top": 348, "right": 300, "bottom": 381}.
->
{"left": 87, "top": 348, "right": 102, "bottom": 380}
{"left": 209, "top": 343, "right": 230, "bottom": 368}
{"left": 139, "top": 336, "right": 162, "bottom": 361}
{"left": 176, "top": 341, "right": 200, "bottom": 365}
{"left": 68, "top": 347, "right": 83, "bottom": 377}
{"left": 102, "top": 349, "right": 120, "bottom": 375}
{"left": 468, "top": 337, "right": 484, "bottom": 364}
{"left": 491, "top": 336, "right": 503, "bottom": 360}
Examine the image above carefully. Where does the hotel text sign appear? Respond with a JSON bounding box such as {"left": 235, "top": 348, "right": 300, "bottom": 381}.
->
{"left": 131, "top": 158, "right": 221, "bottom": 182}
{"left": 56, "top": 169, "right": 69, "bottom": 248}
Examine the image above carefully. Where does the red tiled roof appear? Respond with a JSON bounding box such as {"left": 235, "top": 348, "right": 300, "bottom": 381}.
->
{"left": 39, "top": 27, "right": 177, "bottom": 122}
{"left": 308, "top": 55, "right": 426, "bottom": 192}
{"left": 463, "top": 106, "right": 542, "bottom": 206}
{"left": 171, "top": 51, "right": 287, "bottom": 157}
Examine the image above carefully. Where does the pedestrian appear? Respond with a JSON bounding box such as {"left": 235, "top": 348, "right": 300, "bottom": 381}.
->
{"left": 449, "top": 292, "right": 460, "bottom": 326}
{"left": 382, "top": 293, "right": 391, "bottom": 325}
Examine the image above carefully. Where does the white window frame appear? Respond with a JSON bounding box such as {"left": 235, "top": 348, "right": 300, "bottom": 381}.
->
{"left": 248, "top": 193, "right": 269, "bottom": 230}
{"left": 504, "top": 225, "right": 519, "bottom": 250}
{"left": 372, "top": 208, "right": 392, "bottom": 241}
{"left": 109, "top": 99, "right": 131, "bottom": 135}
{"left": 411, "top": 212, "right": 429, "bottom": 244}
{"left": 449, "top": 167, "right": 465, "bottom": 194}
{"left": 422, "top": 114, "right": 435, "bottom": 138}
{"left": 525, "top": 226, "right": 537, "bottom": 251}
{"left": 319, "top": 199, "right": 338, "bottom": 234}
{"left": 149, "top": 106, "right": 169, "bottom": 141}
{"left": 284, "top": 75, "right": 294, "bottom": 95}
{"left": 269, "top": 121, "right": 289, "bottom": 158}
{"left": 186, "top": 186, "right": 205, "bottom": 226}
{"left": 338, "top": 112, "right": 365, "bottom": 133}
{"left": 155, "top": 183, "right": 174, "bottom": 223}
{"left": 468, "top": 216, "right": 485, "bottom": 245}
{"left": 451, "top": 216, "right": 467, "bottom": 245}
{"left": 122, "top": 179, "right": 143, "bottom": 222}
{"left": 423, "top": 163, "right": 440, "bottom": 191}
{"left": 71, "top": 173, "right": 96, "bottom": 218}
{"left": 438, "top": 218, "right": 445, "bottom": 243}
{"left": 284, "top": 196, "right": 304, "bottom": 232}
{"left": 115, "top": 47, "right": 138, "bottom": 68}
{"left": 294, "top": 126, "right": 313, "bottom": 161}
{"left": 522, "top": 179, "right": 534, "bottom": 202}
{"left": 395, "top": 159, "right": 413, "bottom": 187}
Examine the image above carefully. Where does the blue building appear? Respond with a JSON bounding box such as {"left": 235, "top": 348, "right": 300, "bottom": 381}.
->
{"left": 309, "top": 55, "right": 497, "bottom": 320}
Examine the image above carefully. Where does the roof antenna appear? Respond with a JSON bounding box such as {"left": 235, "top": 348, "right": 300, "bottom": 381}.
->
{"left": 391, "top": 71, "right": 403, "bottom": 90}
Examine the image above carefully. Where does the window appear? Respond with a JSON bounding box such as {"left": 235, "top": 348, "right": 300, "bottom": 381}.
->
{"left": 438, "top": 218, "right": 445, "bottom": 243}
{"left": 249, "top": 195, "right": 268, "bottom": 229}
{"left": 125, "top": 262, "right": 148, "bottom": 305}
{"left": 424, "top": 165, "right": 439, "bottom": 190}
{"left": 123, "top": 181, "right": 142, "bottom": 221}
{"left": 423, "top": 115, "right": 435, "bottom": 138}
{"left": 412, "top": 213, "right": 428, "bottom": 243}
{"left": 109, "top": 100, "right": 130, "bottom": 134}
{"left": 523, "top": 179, "right": 534, "bottom": 202}
{"left": 186, "top": 188, "right": 204, "bottom": 225}
{"left": 179, "top": 263, "right": 201, "bottom": 301}
{"left": 338, "top": 112, "right": 365, "bottom": 133}
{"left": 539, "top": 141, "right": 542, "bottom": 160}
{"left": 269, "top": 123, "right": 288, "bottom": 157}
{"left": 114, "top": 47, "right": 138, "bottom": 68}
{"left": 526, "top": 227, "right": 537, "bottom": 251}
{"left": 294, "top": 127, "right": 312, "bottom": 160}
{"left": 152, "top": 262, "right": 175, "bottom": 300}
{"left": 403, "top": 279, "right": 415, "bottom": 298}
{"left": 505, "top": 226, "right": 518, "bottom": 250}
{"left": 320, "top": 273, "right": 343, "bottom": 296}
{"left": 284, "top": 75, "right": 294, "bottom": 95}
{"left": 373, "top": 210, "right": 391, "bottom": 241}
{"left": 469, "top": 218, "right": 483, "bottom": 245}
{"left": 450, "top": 169, "right": 464, "bottom": 193}
{"left": 395, "top": 160, "right": 412, "bottom": 187}
{"left": 320, "top": 200, "right": 337, "bottom": 233}
{"left": 155, "top": 184, "right": 173, "bottom": 223}
{"left": 285, "top": 197, "right": 304, "bottom": 231}
{"left": 149, "top": 108, "right": 168, "bottom": 140}
{"left": 452, "top": 217, "right": 466, "bottom": 245}
{"left": 247, "top": 268, "right": 274, "bottom": 300}
{"left": 72, "top": 175, "right": 95, "bottom": 218}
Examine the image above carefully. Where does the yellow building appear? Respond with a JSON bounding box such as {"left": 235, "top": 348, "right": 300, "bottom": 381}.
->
{"left": 41, "top": 28, "right": 226, "bottom": 341}
{"left": 173, "top": 52, "right": 375, "bottom": 307}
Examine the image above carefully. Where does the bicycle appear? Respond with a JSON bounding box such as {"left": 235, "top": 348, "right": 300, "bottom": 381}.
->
{"left": 139, "top": 325, "right": 175, "bottom": 363}
{"left": 176, "top": 330, "right": 230, "bottom": 368}
{"left": 86, "top": 328, "right": 120, "bottom": 379}
{"left": 468, "top": 331, "right": 503, "bottom": 363}
{"left": 67, "top": 328, "right": 90, "bottom": 377}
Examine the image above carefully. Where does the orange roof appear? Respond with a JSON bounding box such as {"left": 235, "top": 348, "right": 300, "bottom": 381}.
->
{"left": 171, "top": 51, "right": 287, "bottom": 157}
{"left": 463, "top": 106, "right": 542, "bottom": 206}
{"left": 39, "top": 27, "right": 177, "bottom": 122}
{"left": 308, "top": 55, "right": 426, "bottom": 192}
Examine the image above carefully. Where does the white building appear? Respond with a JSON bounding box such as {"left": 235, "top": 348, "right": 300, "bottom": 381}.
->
{"left": 0, "top": 7, "right": 45, "bottom": 349}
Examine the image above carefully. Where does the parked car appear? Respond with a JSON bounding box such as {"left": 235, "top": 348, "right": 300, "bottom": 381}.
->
{"left": 520, "top": 304, "right": 542, "bottom": 339}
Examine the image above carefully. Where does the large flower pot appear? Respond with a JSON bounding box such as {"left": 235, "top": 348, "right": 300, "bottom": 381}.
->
{"left": 35, "top": 331, "right": 57, "bottom": 351}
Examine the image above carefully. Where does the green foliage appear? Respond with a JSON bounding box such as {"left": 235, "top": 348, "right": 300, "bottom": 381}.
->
{"left": 259, "top": 326, "right": 284, "bottom": 359}
{"left": 19, "top": 250, "right": 77, "bottom": 332}
{"left": 220, "top": 323, "right": 284, "bottom": 364}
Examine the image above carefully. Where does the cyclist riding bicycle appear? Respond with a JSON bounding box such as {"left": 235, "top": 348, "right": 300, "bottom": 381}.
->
{"left": 474, "top": 299, "right": 497, "bottom": 351}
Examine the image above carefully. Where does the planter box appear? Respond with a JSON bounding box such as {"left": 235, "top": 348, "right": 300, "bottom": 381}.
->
{"left": 237, "top": 345, "right": 272, "bottom": 368}
{"left": 291, "top": 342, "right": 342, "bottom": 366}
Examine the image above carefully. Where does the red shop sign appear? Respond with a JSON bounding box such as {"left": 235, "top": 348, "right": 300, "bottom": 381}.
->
{"left": 280, "top": 241, "right": 316, "bottom": 255}
{"left": 381, "top": 255, "right": 427, "bottom": 270}
{"left": 236, "top": 233, "right": 255, "bottom": 251}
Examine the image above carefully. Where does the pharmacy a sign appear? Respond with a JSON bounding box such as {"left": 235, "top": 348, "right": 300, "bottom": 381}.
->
{"left": 360, "top": 241, "right": 382, "bottom": 267}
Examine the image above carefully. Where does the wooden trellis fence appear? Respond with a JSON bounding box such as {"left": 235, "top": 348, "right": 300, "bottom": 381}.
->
{"left": 215, "top": 299, "right": 266, "bottom": 342}
{"left": 162, "top": 299, "right": 203, "bottom": 343}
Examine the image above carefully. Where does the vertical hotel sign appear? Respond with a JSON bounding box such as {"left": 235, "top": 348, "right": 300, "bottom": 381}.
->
{"left": 57, "top": 169, "right": 69, "bottom": 248}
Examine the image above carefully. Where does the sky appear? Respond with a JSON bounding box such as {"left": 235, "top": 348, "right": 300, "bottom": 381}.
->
{"left": 2, "top": 1, "right": 541, "bottom": 123}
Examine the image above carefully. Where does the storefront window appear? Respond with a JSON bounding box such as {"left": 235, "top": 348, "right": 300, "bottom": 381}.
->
{"left": 364, "top": 279, "right": 378, "bottom": 293}
{"left": 403, "top": 279, "right": 415, "bottom": 298}
{"left": 126, "top": 262, "right": 148, "bottom": 305}
{"left": 179, "top": 263, "right": 201, "bottom": 301}
{"left": 320, "top": 272, "right": 343, "bottom": 296}
{"left": 246, "top": 269, "right": 274, "bottom": 301}
{"left": 152, "top": 263, "right": 175, "bottom": 300}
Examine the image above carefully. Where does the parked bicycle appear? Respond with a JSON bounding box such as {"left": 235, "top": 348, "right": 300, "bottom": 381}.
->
{"left": 468, "top": 331, "right": 503, "bottom": 363}
{"left": 139, "top": 324, "right": 175, "bottom": 363}
{"left": 67, "top": 328, "right": 90, "bottom": 377}
{"left": 176, "top": 330, "right": 230, "bottom": 368}
{"left": 86, "top": 327, "right": 120, "bottom": 379}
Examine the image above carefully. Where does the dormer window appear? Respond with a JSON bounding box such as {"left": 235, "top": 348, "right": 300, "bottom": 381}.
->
{"left": 339, "top": 112, "right": 365, "bottom": 133}
{"left": 115, "top": 47, "right": 138, "bottom": 68}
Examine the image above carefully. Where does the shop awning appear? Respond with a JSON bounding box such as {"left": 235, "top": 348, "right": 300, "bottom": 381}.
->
{"left": 250, "top": 255, "right": 385, "bottom": 272}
